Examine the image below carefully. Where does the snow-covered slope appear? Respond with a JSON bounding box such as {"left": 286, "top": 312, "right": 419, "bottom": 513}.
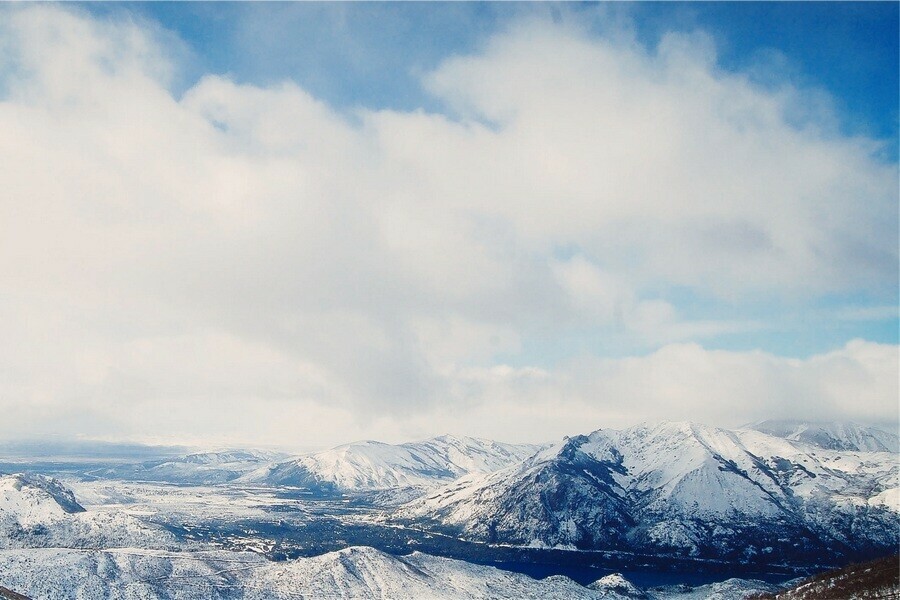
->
{"left": 0, "top": 473, "right": 85, "bottom": 520}
{"left": 0, "top": 546, "right": 620, "bottom": 599}
{"left": 90, "top": 449, "right": 288, "bottom": 485}
{"left": 746, "top": 420, "right": 898, "bottom": 453}
{"left": 651, "top": 577, "right": 784, "bottom": 599}
{"left": 401, "top": 422, "right": 899, "bottom": 564}
{"left": 0, "top": 474, "right": 174, "bottom": 550}
{"left": 242, "top": 435, "right": 543, "bottom": 493}
{"left": 589, "top": 573, "right": 650, "bottom": 598}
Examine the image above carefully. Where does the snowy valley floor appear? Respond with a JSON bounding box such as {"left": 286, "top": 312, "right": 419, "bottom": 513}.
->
{"left": 63, "top": 479, "right": 808, "bottom": 586}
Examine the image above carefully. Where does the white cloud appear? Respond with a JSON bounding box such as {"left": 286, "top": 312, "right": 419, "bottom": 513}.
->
{"left": 307, "top": 340, "right": 898, "bottom": 444}
{"left": 407, "top": 20, "right": 897, "bottom": 295}
{"left": 0, "top": 6, "right": 895, "bottom": 446}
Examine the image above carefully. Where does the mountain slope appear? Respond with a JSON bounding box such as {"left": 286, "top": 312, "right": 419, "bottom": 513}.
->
{"left": 0, "top": 546, "right": 619, "bottom": 600}
{"left": 400, "top": 422, "right": 899, "bottom": 564}
{"left": 242, "top": 435, "right": 543, "bottom": 493}
{"left": 399, "top": 430, "right": 635, "bottom": 550}
{"left": 745, "top": 420, "right": 898, "bottom": 453}
{"left": 653, "top": 578, "right": 785, "bottom": 600}
{"left": 0, "top": 474, "right": 174, "bottom": 550}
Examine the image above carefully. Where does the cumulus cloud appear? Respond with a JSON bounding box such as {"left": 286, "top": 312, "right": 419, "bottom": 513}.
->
{"left": 392, "top": 340, "right": 899, "bottom": 443}
{"left": 0, "top": 6, "right": 895, "bottom": 446}
{"left": 410, "top": 21, "right": 897, "bottom": 294}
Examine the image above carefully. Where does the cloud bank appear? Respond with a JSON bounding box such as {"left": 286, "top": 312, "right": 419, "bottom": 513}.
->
{"left": 0, "top": 6, "right": 895, "bottom": 446}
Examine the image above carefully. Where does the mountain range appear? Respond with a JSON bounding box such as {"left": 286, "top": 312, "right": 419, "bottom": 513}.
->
{"left": 0, "top": 420, "right": 895, "bottom": 597}
{"left": 240, "top": 434, "right": 544, "bottom": 494}
{"left": 399, "top": 421, "right": 898, "bottom": 566}
{"left": 90, "top": 449, "right": 288, "bottom": 485}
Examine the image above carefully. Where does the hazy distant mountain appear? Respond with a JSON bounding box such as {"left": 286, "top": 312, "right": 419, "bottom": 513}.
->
{"left": 88, "top": 449, "right": 289, "bottom": 485}
{"left": 0, "top": 440, "right": 187, "bottom": 460}
{"left": 242, "top": 434, "right": 544, "bottom": 493}
{"left": 744, "top": 420, "right": 898, "bottom": 453}
{"left": 400, "top": 422, "right": 898, "bottom": 565}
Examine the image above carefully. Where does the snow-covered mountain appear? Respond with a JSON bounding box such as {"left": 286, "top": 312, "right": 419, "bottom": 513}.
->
{"left": 0, "top": 473, "right": 174, "bottom": 550}
{"left": 0, "top": 544, "right": 787, "bottom": 600}
{"left": 745, "top": 420, "right": 898, "bottom": 453}
{"left": 400, "top": 422, "right": 899, "bottom": 564}
{"left": 89, "top": 449, "right": 288, "bottom": 485}
{"left": 0, "top": 545, "right": 620, "bottom": 600}
{"left": 0, "top": 424, "right": 889, "bottom": 598}
{"left": 242, "top": 434, "right": 543, "bottom": 494}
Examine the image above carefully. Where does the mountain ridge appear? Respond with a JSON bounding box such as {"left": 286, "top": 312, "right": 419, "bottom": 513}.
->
{"left": 0, "top": 473, "right": 175, "bottom": 551}
{"left": 399, "top": 421, "right": 898, "bottom": 565}
{"left": 240, "top": 434, "right": 544, "bottom": 493}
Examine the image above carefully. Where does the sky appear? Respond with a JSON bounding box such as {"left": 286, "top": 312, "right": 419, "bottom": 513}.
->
{"left": 0, "top": 3, "right": 896, "bottom": 449}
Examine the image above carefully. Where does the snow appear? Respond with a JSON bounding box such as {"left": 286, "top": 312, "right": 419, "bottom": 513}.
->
{"left": 0, "top": 423, "right": 891, "bottom": 597}
{"left": 0, "top": 474, "right": 175, "bottom": 551}
{"left": 0, "top": 546, "right": 618, "bottom": 599}
{"left": 243, "top": 434, "right": 543, "bottom": 492}
{"left": 401, "top": 421, "right": 898, "bottom": 557}
{"left": 93, "top": 449, "right": 289, "bottom": 485}
{"left": 652, "top": 577, "right": 781, "bottom": 599}
{"left": 745, "top": 420, "right": 898, "bottom": 453}
{"left": 65, "top": 479, "right": 304, "bottom": 527}
{"left": 0, "top": 545, "right": 799, "bottom": 599}
{"left": 0, "top": 474, "right": 82, "bottom": 526}
{"left": 867, "top": 486, "right": 899, "bottom": 511}
{"left": 589, "top": 573, "right": 648, "bottom": 598}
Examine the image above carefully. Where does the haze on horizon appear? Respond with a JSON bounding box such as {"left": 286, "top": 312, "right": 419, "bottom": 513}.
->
{"left": 0, "top": 3, "right": 896, "bottom": 449}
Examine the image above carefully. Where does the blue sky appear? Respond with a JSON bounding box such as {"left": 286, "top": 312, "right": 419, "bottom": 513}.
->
{"left": 110, "top": 2, "right": 898, "bottom": 145}
{"left": 0, "top": 3, "right": 896, "bottom": 445}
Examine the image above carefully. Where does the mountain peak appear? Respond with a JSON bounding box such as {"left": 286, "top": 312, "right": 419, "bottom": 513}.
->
{"left": 0, "top": 473, "right": 85, "bottom": 515}
{"left": 402, "top": 420, "right": 898, "bottom": 561}
{"left": 588, "top": 573, "right": 648, "bottom": 598}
